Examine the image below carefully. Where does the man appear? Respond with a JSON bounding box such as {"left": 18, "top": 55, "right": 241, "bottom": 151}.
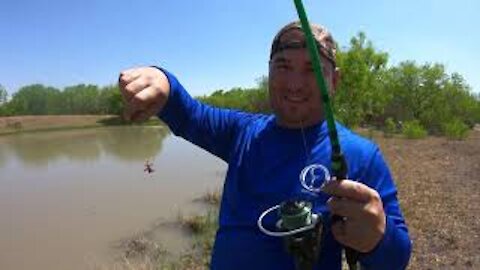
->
{"left": 118, "top": 21, "right": 411, "bottom": 269}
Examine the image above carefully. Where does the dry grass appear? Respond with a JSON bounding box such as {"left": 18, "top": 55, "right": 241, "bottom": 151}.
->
{"left": 104, "top": 208, "right": 218, "bottom": 270}
{"left": 199, "top": 189, "right": 222, "bottom": 206}
{"left": 179, "top": 215, "right": 211, "bottom": 234}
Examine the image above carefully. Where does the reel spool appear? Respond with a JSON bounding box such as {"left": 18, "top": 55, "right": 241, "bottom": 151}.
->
{"left": 257, "top": 200, "right": 324, "bottom": 270}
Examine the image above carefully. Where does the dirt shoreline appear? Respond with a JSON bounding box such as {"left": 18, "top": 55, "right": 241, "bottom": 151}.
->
{"left": 0, "top": 115, "right": 161, "bottom": 135}
{"left": 0, "top": 115, "right": 113, "bottom": 135}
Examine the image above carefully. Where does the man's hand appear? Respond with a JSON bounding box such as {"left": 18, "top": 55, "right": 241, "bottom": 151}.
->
{"left": 118, "top": 67, "right": 170, "bottom": 122}
{"left": 321, "top": 179, "right": 386, "bottom": 253}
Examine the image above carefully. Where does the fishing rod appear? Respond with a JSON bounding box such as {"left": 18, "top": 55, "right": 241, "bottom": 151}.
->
{"left": 292, "top": 0, "right": 359, "bottom": 269}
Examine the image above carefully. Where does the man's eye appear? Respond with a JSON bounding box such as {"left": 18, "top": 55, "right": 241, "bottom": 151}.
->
{"left": 276, "top": 65, "right": 288, "bottom": 70}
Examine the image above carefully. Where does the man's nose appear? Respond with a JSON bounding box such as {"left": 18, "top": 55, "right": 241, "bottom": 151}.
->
{"left": 286, "top": 72, "right": 306, "bottom": 92}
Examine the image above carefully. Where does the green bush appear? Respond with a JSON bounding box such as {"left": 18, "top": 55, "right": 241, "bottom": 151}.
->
{"left": 443, "top": 119, "right": 469, "bottom": 140}
{"left": 384, "top": 117, "right": 397, "bottom": 137}
{"left": 402, "top": 120, "right": 427, "bottom": 139}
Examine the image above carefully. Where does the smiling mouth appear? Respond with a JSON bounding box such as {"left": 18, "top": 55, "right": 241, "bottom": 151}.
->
{"left": 284, "top": 95, "right": 308, "bottom": 104}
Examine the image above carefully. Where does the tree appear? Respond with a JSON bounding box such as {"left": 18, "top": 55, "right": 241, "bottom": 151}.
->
{"left": 0, "top": 84, "right": 9, "bottom": 116}
{"left": 383, "top": 62, "right": 477, "bottom": 133}
{"left": 98, "top": 85, "right": 123, "bottom": 115}
{"left": 61, "top": 84, "right": 100, "bottom": 114}
{"left": 334, "top": 32, "right": 390, "bottom": 127}
{"left": 0, "top": 84, "right": 7, "bottom": 104}
{"left": 197, "top": 76, "right": 270, "bottom": 114}
{"left": 8, "top": 84, "right": 61, "bottom": 115}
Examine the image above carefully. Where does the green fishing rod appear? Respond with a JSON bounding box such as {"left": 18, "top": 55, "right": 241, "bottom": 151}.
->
{"left": 292, "top": 0, "right": 359, "bottom": 269}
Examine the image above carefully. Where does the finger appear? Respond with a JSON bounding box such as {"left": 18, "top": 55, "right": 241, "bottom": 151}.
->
{"left": 124, "top": 86, "right": 157, "bottom": 121}
{"left": 119, "top": 69, "right": 141, "bottom": 86}
{"left": 328, "top": 197, "right": 365, "bottom": 219}
{"left": 130, "top": 86, "right": 157, "bottom": 110}
{"left": 332, "top": 220, "right": 360, "bottom": 250}
{"left": 331, "top": 220, "right": 348, "bottom": 244}
{"left": 122, "top": 76, "right": 149, "bottom": 102}
{"left": 132, "top": 100, "right": 163, "bottom": 122}
{"left": 321, "top": 179, "right": 373, "bottom": 203}
{"left": 144, "top": 101, "right": 162, "bottom": 117}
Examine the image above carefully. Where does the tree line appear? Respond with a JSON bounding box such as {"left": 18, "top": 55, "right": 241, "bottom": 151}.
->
{"left": 0, "top": 84, "right": 122, "bottom": 116}
{"left": 1, "top": 32, "right": 479, "bottom": 137}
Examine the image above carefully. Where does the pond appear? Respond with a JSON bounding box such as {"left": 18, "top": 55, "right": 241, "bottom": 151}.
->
{"left": 0, "top": 126, "right": 225, "bottom": 270}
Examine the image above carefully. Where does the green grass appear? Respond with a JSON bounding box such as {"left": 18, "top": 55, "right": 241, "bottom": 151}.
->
{"left": 383, "top": 117, "right": 397, "bottom": 138}
{"left": 402, "top": 120, "right": 428, "bottom": 139}
{"left": 442, "top": 119, "right": 470, "bottom": 140}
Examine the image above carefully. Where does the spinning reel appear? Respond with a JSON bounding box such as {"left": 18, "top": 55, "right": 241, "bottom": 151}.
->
{"left": 257, "top": 164, "right": 329, "bottom": 270}
{"left": 258, "top": 200, "right": 324, "bottom": 270}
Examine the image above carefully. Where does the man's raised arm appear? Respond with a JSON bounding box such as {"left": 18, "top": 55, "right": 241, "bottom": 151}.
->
{"left": 119, "top": 66, "right": 254, "bottom": 162}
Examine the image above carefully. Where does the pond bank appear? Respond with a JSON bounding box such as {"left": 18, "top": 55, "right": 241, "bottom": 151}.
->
{"left": 0, "top": 115, "right": 162, "bottom": 136}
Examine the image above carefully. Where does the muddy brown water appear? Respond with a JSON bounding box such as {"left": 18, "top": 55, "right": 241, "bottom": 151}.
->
{"left": 0, "top": 126, "right": 225, "bottom": 270}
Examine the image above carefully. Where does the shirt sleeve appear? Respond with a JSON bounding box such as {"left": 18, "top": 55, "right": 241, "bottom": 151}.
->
{"left": 359, "top": 146, "right": 412, "bottom": 270}
{"left": 156, "top": 67, "right": 255, "bottom": 162}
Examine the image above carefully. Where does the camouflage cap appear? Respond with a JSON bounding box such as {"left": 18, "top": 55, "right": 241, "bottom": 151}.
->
{"left": 270, "top": 21, "right": 336, "bottom": 65}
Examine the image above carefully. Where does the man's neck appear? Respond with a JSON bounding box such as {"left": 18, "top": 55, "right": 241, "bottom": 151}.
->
{"left": 276, "top": 117, "right": 325, "bottom": 129}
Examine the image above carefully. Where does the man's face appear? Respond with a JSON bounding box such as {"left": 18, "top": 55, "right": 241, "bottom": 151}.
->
{"left": 269, "top": 29, "right": 338, "bottom": 128}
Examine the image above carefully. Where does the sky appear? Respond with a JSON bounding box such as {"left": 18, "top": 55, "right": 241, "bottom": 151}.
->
{"left": 1, "top": 0, "right": 479, "bottom": 96}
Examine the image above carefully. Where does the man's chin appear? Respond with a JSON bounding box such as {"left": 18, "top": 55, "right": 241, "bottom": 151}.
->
{"left": 276, "top": 115, "right": 307, "bottom": 128}
{"left": 275, "top": 110, "right": 323, "bottom": 128}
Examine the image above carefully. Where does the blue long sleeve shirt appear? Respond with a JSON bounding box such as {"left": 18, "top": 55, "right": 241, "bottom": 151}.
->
{"left": 157, "top": 68, "right": 411, "bottom": 270}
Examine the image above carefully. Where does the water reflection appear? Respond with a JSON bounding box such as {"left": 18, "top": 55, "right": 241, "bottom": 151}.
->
{"left": 0, "top": 143, "right": 7, "bottom": 167}
{"left": 0, "top": 126, "right": 170, "bottom": 168}
{"left": 101, "top": 126, "right": 169, "bottom": 161}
